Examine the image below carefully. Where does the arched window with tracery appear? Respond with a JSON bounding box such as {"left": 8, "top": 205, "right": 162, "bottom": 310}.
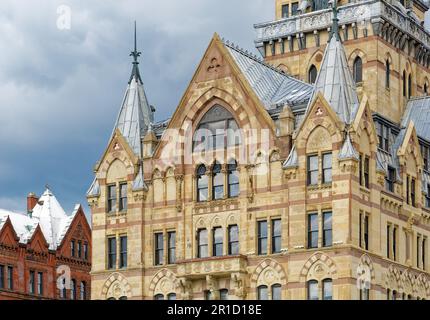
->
{"left": 353, "top": 57, "right": 363, "bottom": 83}
{"left": 196, "top": 165, "right": 208, "bottom": 202}
{"left": 193, "top": 105, "right": 241, "bottom": 152}
{"left": 308, "top": 65, "right": 318, "bottom": 84}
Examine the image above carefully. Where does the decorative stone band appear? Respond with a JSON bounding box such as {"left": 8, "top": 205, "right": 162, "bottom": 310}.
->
{"left": 254, "top": 0, "right": 430, "bottom": 62}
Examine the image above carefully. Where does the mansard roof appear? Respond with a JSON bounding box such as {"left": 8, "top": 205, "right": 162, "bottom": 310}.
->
{"left": 401, "top": 96, "right": 430, "bottom": 141}
{"left": 224, "top": 40, "right": 313, "bottom": 109}
{"left": 0, "top": 188, "right": 85, "bottom": 250}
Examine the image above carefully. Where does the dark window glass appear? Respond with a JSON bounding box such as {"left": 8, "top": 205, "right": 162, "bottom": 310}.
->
{"left": 168, "top": 232, "right": 176, "bottom": 264}
{"left": 71, "top": 240, "right": 75, "bottom": 257}
{"left": 386, "top": 167, "right": 396, "bottom": 192}
{"left": 258, "top": 221, "right": 268, "bottom": 255}
{"left": 360, "top": 288, "right": 369, "bottom": 300}
{"left": 212, "top": 162, "right": 224, "bottom": 200}
{"left": 154, "top": 294, "right": 164, "bottom": 300}
{"left": 411, "top": 178, "right": 416, "bottom": 207}
{"left": 307, "top": 155, "right": 318, "bottom": 185}
{"left": 387, "top": 225, "right": 391, "bottom": 259}
{"left": 393, "top": 227, "right": 397, "bottom": 261}
{"left": 167, "top": 293, "right": 176, "bottom": 300}
{"left": 425, "top": 83, "right": 428, "bottom": 95}
{"left": 407, "top": 175, "right": 410, "bottom": 205}
{"left": 422, "top": 145, "right": 429, "bottom": 171}
{"left": 272, "top": 219, "right": 282, "bottom": 254}
{"left": 403, "top": 71, "right": 407, "bottom": 97}
{"left": 220, "top": 289, "right": 229, "bottom": 300}
{"left": 322, "top": 153, "right": 332, "bottom": 184}
{"left": 197, "top": 165, "right": 208, "bottom": 202}
{"left": 313, "top": 0, "right": 329, "bottom": 10}
{"left": 307, "top": 280, "right": 319, "bottom": 300}
{"left": 213, "top": 227, "right": 223, "bottom": 256}
{"left": 408, "top": 74, "right": 412, "bottom": 98}
{"left": 108, "top": 237, "right": 117, "bottom": 269}
{"left": 291, "top": 2, "right": 299, "bottom": 15}
{"left": 282, "top": 4, "right": 289, "bottom": 18}
{"left": 364, "top": 156, "right": 370, "bottom": 188}
{"left": 364, "top": 215, "right": 369, "bottom": 250}
{"left": 0, "top": 265, "right": 4, "bottom": 289}
{"left": 107, "top": 185, "right": 117, "bottom": 213}
{"left": 385, "top": 60, "right": 390, "bottom": 89}
{"left": 272, "top": 284, "right": 282, "bottom": 300}
{"left": 198, "top": 229, "right": 208, "bottom": 258}
{"left": 154, "top": 233, "right": 164, "bottom": 265}
{"left": 84, "top": 242, "right": 89, "bottom": 260}
{"left": 308, "top": 214, "right": 319, "bottom": 248}
{"left": 427, "top": 184, "right": 430, "bottom": 208}
{"left": 422, "top": 238, "right": 426, "bottom": 270}
{"left": 228, "top": 225, "right": 239, "bottom": 255}
{"left": 308, "top": 65, "right": 318, "bottom": 84}
{"left": 119, "top": 183, "right": 127, "bottom": 211}
{"left": 359, "top": 213, "right": 363, "bottom": 248}
{"left": 7, "top": 266, "right": 13, "bottom": 290}
{"left": 258, "top": 285, "right": 268, "bottom": 300}
{"left": 120, "top": 236, "right": 127, "bottom": 268}
{"left": 37, "top": 272, "right": 43, "bottom": 296}
{"left": 353, "top": 57, "right": 362, "bottom": 83}
{"left": 29, "top": 271, "right": 35, "bottom": 294}
{"left": 80, "top": 282, "right": 87, "bottom": 300}
{"left": 228, "top": 160, "right": 239, "bottom": 198}
{"left": 71, "top": 279, "right": 76, "bottom": 300}
{"left": 77, "top": 241, "right": 82, "bottom": 258}
{"left": 323, "top": 279, "right": 332, "bottom": 300}
{"left": 359, "top": 155, "right": 363, "bottom": 186}
{"left": 323, "top": 212, "right": 332, "bottom": 247}
{"left": 60, "top": 278, "right": 67, "bottom": 299}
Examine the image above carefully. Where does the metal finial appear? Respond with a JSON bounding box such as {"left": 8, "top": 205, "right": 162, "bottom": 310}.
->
{"left": 45, "top": 184, "right": 50, "bottom": 191}
{"left": 330, "top": 0, "right": 340, "bottom": 41}
{"left": 129, "top": 21, "right": 143, "bottom": 84}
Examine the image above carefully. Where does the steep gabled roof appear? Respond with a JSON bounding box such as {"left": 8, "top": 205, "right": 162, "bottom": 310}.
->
{"left": 224, "top": 41, "right": 313, "bottom": 109}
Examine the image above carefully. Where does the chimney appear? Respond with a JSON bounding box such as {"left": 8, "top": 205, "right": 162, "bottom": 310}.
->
{"left": 27, "top": 192, "right": 39, "bottom": 216}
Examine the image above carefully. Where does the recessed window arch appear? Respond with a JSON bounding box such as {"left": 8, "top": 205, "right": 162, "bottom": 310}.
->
{"left": 212, "top": 161, "right": 224, "bottom": 200}
{"left": 196, "top": 165, "right": 208, "bottom": 202}
{"left": 257, "top": 285, "right": 268, "bottom": 300}
{"left": 424, "top": 82, "right": 428, "bottom": 96}
{"left": 385, "top": 59, "right": 390, "bottom": 89}
{"left": 353, "top": 56, "right": 363, "bottom": 83}
{"left": 193, "top": 105, "right": 241, "bottom": 152}
{"left": 308, "top": 65, "right": 318, "bottom": 84}
{"left": 228, "top": 159, "right": 240, "bottom": 198}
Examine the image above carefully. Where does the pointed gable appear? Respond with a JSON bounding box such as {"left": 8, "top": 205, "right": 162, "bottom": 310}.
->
{"left": 27, "top": 224, "right": 49, "bottom": 253}
{"left": 0, "top": 216, "right": 20, "bottom": 246}
{"left": 308, "top": 3, "right": 359, "bottom": 124}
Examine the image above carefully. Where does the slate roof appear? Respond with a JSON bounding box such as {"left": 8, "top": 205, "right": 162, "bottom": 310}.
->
{"left": 338, "top": 134, "right": 359, "bottom": 161}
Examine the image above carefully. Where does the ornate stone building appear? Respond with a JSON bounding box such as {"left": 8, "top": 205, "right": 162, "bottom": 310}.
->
{"left": 88, "top": 1, "right": 430, "bottom": 300}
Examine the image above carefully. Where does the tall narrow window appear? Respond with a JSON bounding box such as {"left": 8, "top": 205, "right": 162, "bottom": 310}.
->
{"left": 71, "top": 240, "right": 75, "bottom": 257}
{"left": 393, "top": 226, "right": 397, "bottom": 261}
{"left": 322, "top": 279, "right": 333, "bottom": 300}
{"left": 385, "top": 60, "right": 390, "bottom": 89}
{"left": 411, "top": 178, "right": 416, "bottom": 207}
{"left": 212, "top": 162, "right": 224, "bottom": 200}
{"left": 119, "top": 183, "right": 127, "bottom": 211}
{"left": 0, "top": 265, "right": 4, "bottom": 289}
{"left": 80, "top": 282, "right": 87, "bottom": 300}
{"left": 29, "top": 271, "right": 35, "bottom": 294}
{"left": 291, "top": 2, "right": 299, "bottom": 15}
{"left": 403, "top": 71, "right": 407, "bottom": 97}
{"left": 107, "top": 185, "right": 117, "bottom": 213}
{"left": 37, "top": 272, "right": 43, "bottom": 296}
{"left": 71, "top": 279, "right": 76, "bottom": 300}
{"left": 322, "top": 153, "right": 332, "bottom": 184}
{"left": 406, "top": 175, "right": 410, "bottom": 205}
{"left": 227, "top": 160, "right": 239, "bottom": 198}
{"left": 386, "top": 167, "right": 396, "bottom": 192}
{"left": 427, "top": 185, "right": 430, "bottom": 208}
{"left": 308, "top": 65, "right": 318, "bottom": 84}
{"left": 408, "top": 74, "right": 412, "bottom": 98}
{"left": 425, "top": 83, "right": 428, "bottom": 95}
{"left": 168, "top": 232, "right": 176, "bottom": 264}
{"left": 60, "top": 278, "right": 67, "bottom": 299}
{"left": 323, "top": 212, "right": 332, "bottom": 247}
{"left": 353, "top": 57, "right": 363, "bottom": 83}
{"left": 228, "top": 225, "right": 239, "bottom": 255}
{"left": 308, "top": 214, "right": 319, "bottom": 248}
{"left": 281, "top": 4, "right": 289, "bottom": 18}
{"left": 119, "top": 236, "right": 127, "bottom": 268}
{"left": 7, "top": 266, "right": 13, "bottom": 290}
{"left": 257, "top": 285, "right": 268, "bottom": 300}
{"left": 364, "top": 156, "right": 370, "bottom": 189}
{"left": 77, "top": 241, "right": 82, "bottom": 258}
{"left": 196, "top": 165, "right": 208, "bottom": 202}
{"left": 272, "top": 219, "right": 282, "bottom": 254}
{"left": 197, "top": 229, "right": 208, "bottom": 258}
{"left": 272, "top": 284, "right": 282, "bottom": 300}
{"left": 213, "top": 227, "right": 223, "bottom": 256}
{"left": 417, "top": 235, "right": 421, "bottom": 268}
{"left": 359, "top": 155, "right": 363, "bottom": 186}
{"left": 422, "top": 238, "right": 426, "bottom": 270}
{"left": 422, "top": 145, "right": 429, "bottom": 171}
{"left": 108, "top": 237, "right": 117, "bottom": 269}
{"left": 220, "top": 289, "right": 229, "bottom": 300}
{"left": 84, "top": 242, "right": 89, "bottom": 261}
{"left": 307, "top": 280, "right": 319, "bottom": 300}
{"left": 360, "top": 288, "right": 370, "bottom": 300}
{"left": 307, "top": 155, "right": 318, "bottom": 185}
{"left": 257, "top": 221, "right": 268, "bottom": 255}
{"left": 154, "top": 233, "right": 164, "bottom": 266}
{"left": 359, "top": 212, "right": 363, "bottom": 248}
{"left": 387, "top": 225, "right": 391, "bottom": 259}
{"left": 364, "top": 215, "right": 369, "bottom": 250}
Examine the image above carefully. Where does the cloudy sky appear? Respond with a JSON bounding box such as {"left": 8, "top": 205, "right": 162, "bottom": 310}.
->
{"left": 0, "top": 0, "right": 273, "bottom": 217}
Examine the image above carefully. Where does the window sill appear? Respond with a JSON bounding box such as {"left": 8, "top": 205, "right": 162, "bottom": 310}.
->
{"left": 307, "top": 183, "right": 332, "bottom": 191}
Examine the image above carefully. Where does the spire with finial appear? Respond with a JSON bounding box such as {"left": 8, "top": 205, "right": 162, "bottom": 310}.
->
{"left": 129, "top": 21, "right": 143, "bottom": 84}
{"left": 330, "top": 0, "right": 340, "bottom": 41}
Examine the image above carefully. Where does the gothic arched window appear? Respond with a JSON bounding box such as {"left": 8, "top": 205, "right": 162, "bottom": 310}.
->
{"left": 212, "top": 162, "right": 224, "bottom": 200}
{"left": 196, "top": 165, "right": 208, "bottom": 202}
{"left": 385, "top": 60, "right": 390, "bottom": 89}
{"left": 308, "top": 65, "right": 318, "bottom": 84}
{"left": 424, "top": 83, "right": 428, "bottom": 96}
{"left": 228, "top": 159, "right": 239, "bottom": 198}
{"left": 257, "top": 285, "right": 268, "bottom": 300}
{"left": 193, "top": 105, "right": 241, "bottom": 152}
{"left": 353, "top": 57, "right": 363, "bottom": 83}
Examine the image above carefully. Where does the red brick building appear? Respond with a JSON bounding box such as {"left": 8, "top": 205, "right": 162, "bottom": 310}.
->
{"left": 0, "top": 188, "right": 91, "bottom": 300}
